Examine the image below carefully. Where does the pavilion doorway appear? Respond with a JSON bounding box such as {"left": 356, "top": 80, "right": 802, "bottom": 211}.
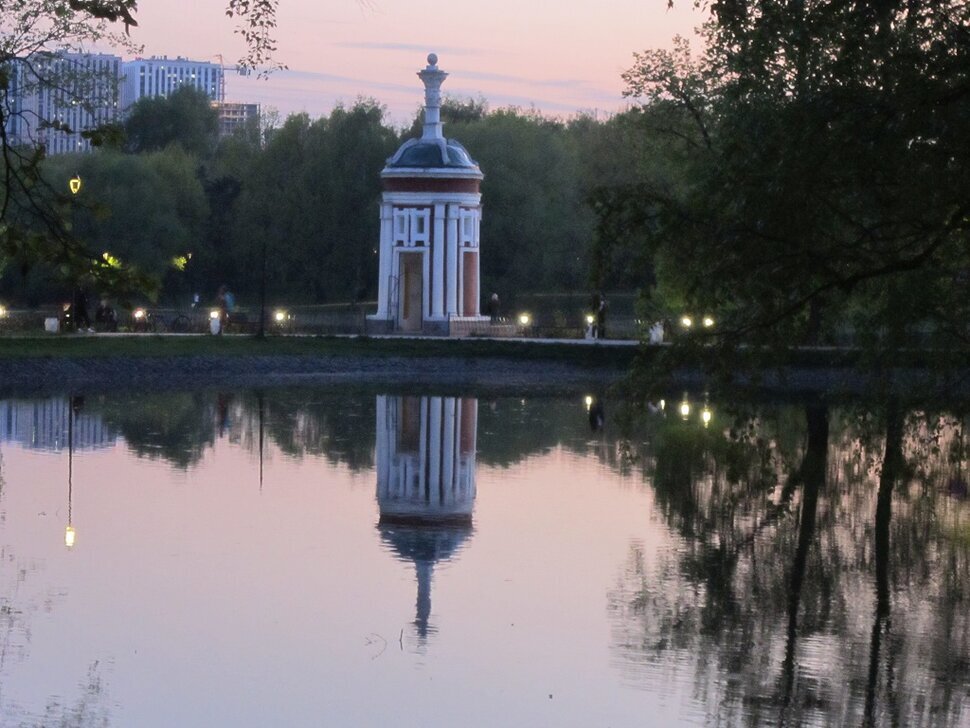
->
{"left": 399, "top": 252, "right": 424, "bottom": 332}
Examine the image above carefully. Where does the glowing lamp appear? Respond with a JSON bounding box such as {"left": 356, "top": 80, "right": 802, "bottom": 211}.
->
{"left": 680, "top": 316, "right": 693, "bottom": 329}
{"left": 701, "top": 407, "right": 712, "bottom": 426}
{"left": 133, "top": 308, "right": 145, "bottom": 320}
{"left": 210, "top": 309, "right": 220, "bottom": 320}
{"left": 585, "top": 314, "right": 595, "bottom": 325}
{"left": 274, "top": 310, "right": 286, "bottom": 322}
{"left": 702, "top": 316, "right": 715, "bottom": 328}
{"left": 64, "top": 526, "right": 76, "bottom": 548}
{"left": 518, "top": 313, "right": 531, "bottom": 326}
{"left": 584, "top": 395, "right": 593, "bottom": 410}
{"left": 69, "top": 175, "right": 82, "bottom": 195}
{"left": 0, "top": 305, "right": 6, "bottom": 318}
{"left": 659, "top": 398, "right": 665, "bottom": 411}
{"left": 679, "top": 400, "right": 691, "bottom": 419}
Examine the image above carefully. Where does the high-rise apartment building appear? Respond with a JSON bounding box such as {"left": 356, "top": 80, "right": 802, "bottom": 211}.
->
{"left": 120, "top": 56, "right": 224, "bottom": 109}
{"left": 6, "top": 52, "right": 122, "bottom": 155}
{"left": 4, "top": 53, "right": 240, "bottom": 154}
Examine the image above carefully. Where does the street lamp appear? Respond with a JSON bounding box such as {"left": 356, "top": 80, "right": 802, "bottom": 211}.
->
{"left": 69, "top": 175, "right": 82, "bottom": 195}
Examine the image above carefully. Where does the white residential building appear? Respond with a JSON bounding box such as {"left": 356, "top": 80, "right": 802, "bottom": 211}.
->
{"left": 7, "top": 52, "right": 122, "bottom": 155}
{"left": 121, "top": 56, "right": 223, "bottom": 110}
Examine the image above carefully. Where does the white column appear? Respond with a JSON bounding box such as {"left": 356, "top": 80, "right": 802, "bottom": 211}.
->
{"left": 428, "top": 396, "right": 442, "bottom": 507}
{"left": 467, "top": 398, "right": 478, "bottom": 501}
{"left": 376, "top": 203, "right": 392, "bottom": 317}
{"left": 418, "top": 397, "right": 429, "bottom": 501}
{"left": 432, "top": 203, "right": 445, "bottom": 318}
{"left": 474, "top": 249, "right": 481, "bottom": 316}
{"left": 422, "top": 247, "right": 431, "bottom": 324}
{"left": 376, "top": 395, "right": 389, "bottom": 498}
{"left": 441, "top": 397, "right": 456, "bottom": 501}
{"left": 446, "top": 204, "right": 459, "bottom": 315}
{"left": 390, "top": 232, "right": 401, "bottom": 324}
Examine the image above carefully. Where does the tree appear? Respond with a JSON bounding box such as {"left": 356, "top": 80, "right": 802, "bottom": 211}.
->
{"left": 0, "top": 0, "right": 280, "bottom": 301}
{"left": 51, "top": 148, "right": 208, "bottom": 279}
{"left": 3, "top": 148, "right": 208, "bottom": 303}
{"left": 0, "top": 1, "right": 145, "bottom": 297}
{"left": 230, "top": 100, "right": 398, "bottom": 303}
{"left": 124, "top": 86, "right": 220, "bottom": 158}
{"left": 599, "top": 3, "right": 970, "bottom": 380}
{"left": 435, "top": 103, "right": 600, "bottom": 297}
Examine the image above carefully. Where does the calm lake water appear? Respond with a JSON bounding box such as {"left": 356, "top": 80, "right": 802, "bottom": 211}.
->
{"left": 0, "top": 388, "right": 968, "bottom": 727}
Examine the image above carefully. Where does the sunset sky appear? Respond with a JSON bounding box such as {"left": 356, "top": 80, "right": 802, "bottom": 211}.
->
{"left": 125, "top": 0, "right": 703, "bottom": 125}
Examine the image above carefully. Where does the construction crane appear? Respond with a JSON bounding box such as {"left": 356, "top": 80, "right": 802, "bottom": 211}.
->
{"left": 212, "top": 54, "right": 227, "bottom": 103}
{"left": 212, "top": 54, "right": 253, "bottom": 104}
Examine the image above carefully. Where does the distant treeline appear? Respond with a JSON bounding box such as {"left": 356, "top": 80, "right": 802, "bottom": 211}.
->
{"left": 4, "top": 87, "right": 646, "bottom": 308}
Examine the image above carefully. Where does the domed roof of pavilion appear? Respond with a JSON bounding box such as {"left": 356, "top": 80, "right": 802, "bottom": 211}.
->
{"left": 386, "top": 137, "right": 478, "bottom": 170}
{"left": 382, "top": 53, "right": 482, "bottom": 178}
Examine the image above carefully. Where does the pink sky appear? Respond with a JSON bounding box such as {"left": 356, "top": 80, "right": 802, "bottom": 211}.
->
{"left": 125, "top": 0, "right": 703, "bottom": 125}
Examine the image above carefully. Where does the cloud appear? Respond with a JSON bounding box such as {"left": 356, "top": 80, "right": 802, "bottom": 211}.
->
{"left": 271, "top": 68, "right": 418, "bottom": 96}
{"left": 230, "top": 64, "right": 623, "bottom": 124}
{"left": 453, "top": 69, "right": 584, "bottom": 90}
{"left": 332, "top": 42, "right": 481, "bottom": 56}
{"left": 273, "top": 66, "right": 618, "bottom": 107}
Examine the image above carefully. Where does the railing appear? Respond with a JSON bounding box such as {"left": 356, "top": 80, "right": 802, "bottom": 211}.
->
{"left": 0, "top": 302, "right": 651, "bottom": 340}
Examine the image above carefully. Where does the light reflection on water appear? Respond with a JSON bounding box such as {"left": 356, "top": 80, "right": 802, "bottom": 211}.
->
{"left": 0, "top": 391, "right": 967, "bottom": 726}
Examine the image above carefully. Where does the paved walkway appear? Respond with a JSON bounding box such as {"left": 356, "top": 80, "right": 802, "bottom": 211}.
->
{"left": 87, "top": 330, "right": 644, "bottom": 347}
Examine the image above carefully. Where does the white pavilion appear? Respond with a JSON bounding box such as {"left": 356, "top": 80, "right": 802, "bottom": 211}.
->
{"left": 368, "top": 54, "right": 488, "bottom": 335}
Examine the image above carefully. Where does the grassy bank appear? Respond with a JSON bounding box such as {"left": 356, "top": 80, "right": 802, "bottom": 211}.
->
{"left": 0, "top": 334, "right": 638, "bottom": 369}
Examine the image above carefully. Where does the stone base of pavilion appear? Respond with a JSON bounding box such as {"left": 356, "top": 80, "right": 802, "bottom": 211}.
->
{"left": 366, "top": 315, "right": 496, "bottom": 337}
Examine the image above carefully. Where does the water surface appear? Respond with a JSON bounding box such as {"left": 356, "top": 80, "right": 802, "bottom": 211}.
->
{"left": 0, "top": 390, "right": 967, "bottom": 726}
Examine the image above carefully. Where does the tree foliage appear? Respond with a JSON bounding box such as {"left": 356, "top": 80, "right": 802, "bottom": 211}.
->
{"left": 229, "top": 100, "right": 398, "bottom": 304}
{"left": 124, "top": 86, "right": 220, "bottom": 157}
{"left": 0, "top": 0, "right": 280, "bottom": 301}
{"left": 598, "top": 2, "right": 970, "bottom": 379}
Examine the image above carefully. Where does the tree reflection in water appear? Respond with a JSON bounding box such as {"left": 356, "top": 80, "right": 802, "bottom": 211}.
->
{"left": 608, "top": 401, "right": 970, "bottom": 726}
{"left": 10, "top": 388, "right": 969, "bottom": 723}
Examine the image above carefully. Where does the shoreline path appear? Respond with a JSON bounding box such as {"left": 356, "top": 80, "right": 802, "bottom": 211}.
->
{"left": 0, "top": 333, "right": 635, "bottom": 397}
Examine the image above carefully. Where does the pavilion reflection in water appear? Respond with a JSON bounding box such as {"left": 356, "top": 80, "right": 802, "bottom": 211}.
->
{"left": 375, "top": 395, "right": 477, "bottom": 639}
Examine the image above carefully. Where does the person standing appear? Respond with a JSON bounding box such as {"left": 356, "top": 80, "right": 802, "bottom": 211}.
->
{"left": 95, "top": 297, "right": 117, "bottom": 332}
{"left": 74, "top": 288, "right": 92, "bottom": 332}
{"left": 488, "top": 292, "right": 500, "bottom": 323}
{"left": 596, "top": 293, "right": 608, "bottom": 339}
{"left": 216, "top": 285, "right": 230, "bottom": 333}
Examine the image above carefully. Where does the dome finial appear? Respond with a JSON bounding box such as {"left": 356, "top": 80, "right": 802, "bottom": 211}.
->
{"left": 417, "top": 54, "right": 448, "bottom": 142}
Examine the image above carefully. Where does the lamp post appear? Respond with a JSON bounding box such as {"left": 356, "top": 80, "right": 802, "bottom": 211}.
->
{"left": 68, "top": 176, "right": 81, "bottom": 333}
